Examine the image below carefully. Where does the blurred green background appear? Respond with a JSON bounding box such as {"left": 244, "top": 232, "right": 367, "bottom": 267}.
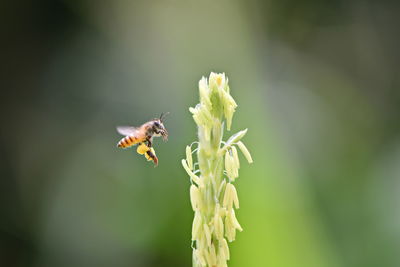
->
{"left": 1, "top": 0, "right": 399, "bottom": 266}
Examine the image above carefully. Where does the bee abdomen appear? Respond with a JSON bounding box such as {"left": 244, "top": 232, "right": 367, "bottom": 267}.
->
{"left": 117, "top": 136, "right": 139, "bottom": 148}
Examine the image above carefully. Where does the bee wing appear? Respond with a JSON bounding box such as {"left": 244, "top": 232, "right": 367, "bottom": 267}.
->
{"left": 116, "top": 126, "right": 139, "bottom": 136}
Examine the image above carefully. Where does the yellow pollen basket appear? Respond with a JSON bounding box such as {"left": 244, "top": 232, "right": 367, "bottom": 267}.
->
{"left": 137, "top": 143, "right": 157, "bottom": 162}
{"left": 137, "top": 143, "right": 149, "bottom": 155}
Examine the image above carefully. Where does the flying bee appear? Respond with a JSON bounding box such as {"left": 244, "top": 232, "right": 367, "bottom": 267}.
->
{"left": 116, "top": 113, "right": 169, "bottom": 165}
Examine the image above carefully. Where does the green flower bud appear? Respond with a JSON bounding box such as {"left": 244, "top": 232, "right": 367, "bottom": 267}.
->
{"left": 237, "top": 141, "right": 253, "bottom": 164}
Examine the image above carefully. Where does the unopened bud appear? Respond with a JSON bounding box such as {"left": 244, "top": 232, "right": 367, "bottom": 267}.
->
{"left": 237, "top": 141, "right": 253, "bottom": 164}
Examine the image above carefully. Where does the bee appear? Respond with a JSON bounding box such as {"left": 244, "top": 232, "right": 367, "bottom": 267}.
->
{"left": 116, "top": 113, "right": 169, "bottom": 165}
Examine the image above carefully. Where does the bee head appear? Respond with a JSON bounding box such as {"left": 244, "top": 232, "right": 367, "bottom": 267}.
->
{"left": 153, "top": 113, "right": 169, "bottom": 141}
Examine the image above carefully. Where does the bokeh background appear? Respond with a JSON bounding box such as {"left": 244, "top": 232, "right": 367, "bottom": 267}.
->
{"left": 1, "top": 0, "right": 399, "bottom": 266}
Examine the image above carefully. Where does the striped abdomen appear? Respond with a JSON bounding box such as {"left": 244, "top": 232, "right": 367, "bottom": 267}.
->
{"left": 117, "top": 135, "right": 141, "bottom": 148}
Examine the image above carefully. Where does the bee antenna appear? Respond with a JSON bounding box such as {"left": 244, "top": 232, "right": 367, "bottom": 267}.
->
{"left": 160, "top": 112, "right": 170, "bottom": 122}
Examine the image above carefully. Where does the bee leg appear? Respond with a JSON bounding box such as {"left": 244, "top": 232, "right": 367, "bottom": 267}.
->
{"left": 146, "top": 137, "right": 153, "bottom": 148}
{"left": 146, "top": 150, "right": 158, "bottom": 166}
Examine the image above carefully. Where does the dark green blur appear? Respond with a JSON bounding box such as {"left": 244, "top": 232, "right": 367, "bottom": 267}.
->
{"left": 1, "top": 0, "right": 399, "bottom": 267}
